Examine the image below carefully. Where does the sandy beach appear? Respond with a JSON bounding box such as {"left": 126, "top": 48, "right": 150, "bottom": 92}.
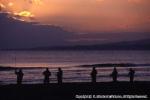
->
{"left": 0, "top": 81, "right": 149, "bottom": 100}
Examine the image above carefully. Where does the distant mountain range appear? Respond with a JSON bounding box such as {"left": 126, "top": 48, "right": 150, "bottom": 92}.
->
{"left": 2, "top": 38, "right": 149, "bottom": 50}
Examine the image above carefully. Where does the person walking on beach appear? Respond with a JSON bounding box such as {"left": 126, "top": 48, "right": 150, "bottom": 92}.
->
{"left": 57, "top": 68, "right": 63, "bottom": 84}
{"left": 43, "top": 68, "right": 51, "bottom": 84}
{"left": 91, "top": 67, "right": 97, "bottom": 83}
{"left": 15, "top": 69, "right": 24, "bottom": 85}
{"left": 128, "top": 68, "right": 135, "bottom": 82}
{"left": 110, "top": 67, "right": 118, "bottom": 82}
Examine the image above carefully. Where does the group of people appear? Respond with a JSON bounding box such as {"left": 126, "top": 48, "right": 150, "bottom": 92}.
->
{"left": 15, "top": 68, "right": 63, "bottom": 85}
{"left": 15, "top": 67, "right": 135, "bottom": 84}
{"left": 42, "top": 68, "right": 63, "bottom": 84}
{"left": 91, "top": 67, "right": 135, "bottom": 83}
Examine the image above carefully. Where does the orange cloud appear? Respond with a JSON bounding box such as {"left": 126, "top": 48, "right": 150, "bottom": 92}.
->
{"left": 0, "top": 0, "right": 150, "bottom": 32}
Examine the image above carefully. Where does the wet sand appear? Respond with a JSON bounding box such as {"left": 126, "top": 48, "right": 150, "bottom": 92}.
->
{"left": 0, "top": 81, "right": 149, "bottom": 100}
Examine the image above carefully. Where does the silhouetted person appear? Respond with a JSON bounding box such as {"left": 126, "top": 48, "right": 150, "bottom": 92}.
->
{"left": 15, "top": 69, "right": 24, "bottom": 85}
{"left": 43, "top": 68, "right": 51, "bottom": 84}
{"left": 110, "top": 67, "right": 118, "bottom": 82}
{"left": 91, "top": 67, "right": 97, "bottom": 83}
{"left": 57, "top": 68, "right": 63, "bottom": 84}
{"left": 128, "top": 68, "right": 135, "bottom": 82}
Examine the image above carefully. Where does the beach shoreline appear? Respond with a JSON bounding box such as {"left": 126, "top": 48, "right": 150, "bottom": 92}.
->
{"left": 0, "top": 81, "right": 149, "bottom": 100}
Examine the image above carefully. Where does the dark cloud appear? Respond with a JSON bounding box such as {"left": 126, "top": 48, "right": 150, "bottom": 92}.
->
{"left": 0, "top": 12, "right": 149, "bottom": 49}
{"left": 0, "top": 13, "right": 71, "bottom": 49}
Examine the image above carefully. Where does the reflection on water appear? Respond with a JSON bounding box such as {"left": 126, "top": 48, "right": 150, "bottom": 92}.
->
{"left": 0, "top": 67, "right": 150, "bottom": 84}
{"left": 0, "top": 50, "right": 150, "bottom": 84}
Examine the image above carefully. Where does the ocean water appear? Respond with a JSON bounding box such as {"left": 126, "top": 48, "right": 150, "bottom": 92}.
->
{"left": 0, "top": 50, "right": 150, "bottom": 84}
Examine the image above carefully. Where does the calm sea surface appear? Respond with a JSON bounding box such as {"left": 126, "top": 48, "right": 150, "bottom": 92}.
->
{"left": 0, "top": 50, "right": 150, "bottom": 84}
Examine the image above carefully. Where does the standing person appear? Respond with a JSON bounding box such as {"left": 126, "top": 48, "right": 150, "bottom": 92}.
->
{"left": 110, "top": 67, "right": 118, "bottom": 82}
{"left": 43, "top": 68, "right": 51, "bottom": 84}
{"left": 15, "top": 69, "right": 24, "bottom": 85}
{"left": 57, "top": 68, "right": 63, "bottom": 84}
{"left": 91, "top": 67, "right": 97, "bottom": 83}
{"left": 128, "top": 68, "right": 135, "bottom": 82}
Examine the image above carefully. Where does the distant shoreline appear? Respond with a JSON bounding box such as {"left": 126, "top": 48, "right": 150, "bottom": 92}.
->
{"left": 0, "top": 66, "right": 45, "bottom": 71}
{"left": 0, "top": 63, "right": 150, "bottom": 71}
{"left": 1, "top": 48, "right": 150, "bottom": 51}
{"left": 78, "top": 63, "right": 150, "bottom": 67}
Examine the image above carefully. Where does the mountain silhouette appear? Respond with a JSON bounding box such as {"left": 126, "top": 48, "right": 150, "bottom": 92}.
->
{"left": 23, "top": 38, "right": 150, "bottom": 50}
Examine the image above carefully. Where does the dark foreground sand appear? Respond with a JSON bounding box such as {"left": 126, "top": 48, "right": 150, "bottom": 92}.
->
{"left": 0, "top": 82, "right": 149, "bottom": 100}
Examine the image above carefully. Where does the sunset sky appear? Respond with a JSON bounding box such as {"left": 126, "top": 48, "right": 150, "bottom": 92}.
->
{"left": 0, "top": 0, "right": 150, "bottom": 48}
